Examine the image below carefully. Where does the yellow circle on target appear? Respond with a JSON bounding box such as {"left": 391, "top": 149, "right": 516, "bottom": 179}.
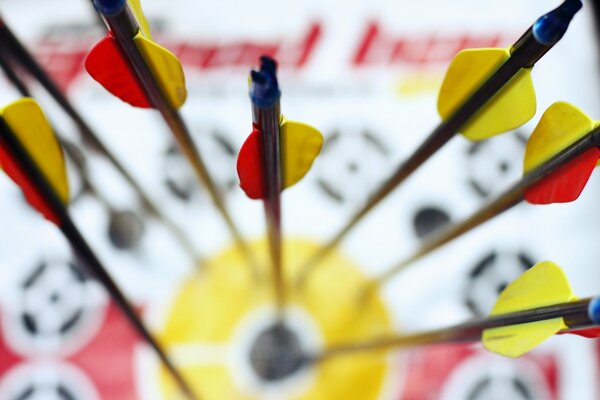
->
{"left": 155, "top": 238, "right": 394, "bottom": 399}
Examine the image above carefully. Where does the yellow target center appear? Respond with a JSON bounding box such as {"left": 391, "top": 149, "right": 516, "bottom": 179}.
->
{"left": 155, "top": 238, "right": 394, "bottom": 399}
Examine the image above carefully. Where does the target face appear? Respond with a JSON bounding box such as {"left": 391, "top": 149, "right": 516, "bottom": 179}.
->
{"left": 315, "top": 128, "right": 391, "bottom": 206}
{"left": 0, "top": 0, "right": 599, "bottom": 399}
{"left": 0, "top": 361, "right": 100, "bottom": 400}
{"left": 2, "top": 258, "right": 106, "bottom": 356}
{"left": 465, "top": 133, "right": 527, "bottom": 200}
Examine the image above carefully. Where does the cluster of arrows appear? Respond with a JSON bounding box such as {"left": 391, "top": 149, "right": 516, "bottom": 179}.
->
{"left": 0, "top": 0, "right": 598, "bottom": 398}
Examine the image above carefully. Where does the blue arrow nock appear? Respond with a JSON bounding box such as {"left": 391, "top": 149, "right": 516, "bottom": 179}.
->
{"left": 92, "top": 0, "right": 126, "bottom": 17}
{"left": 250, "top": 56, "right": 281, "bottom": 108}
{"left": 588, "top": 297, "right": 600, "bottom": 325}
{"left": 533, "top": 0, "right": 582, "bottom": 45}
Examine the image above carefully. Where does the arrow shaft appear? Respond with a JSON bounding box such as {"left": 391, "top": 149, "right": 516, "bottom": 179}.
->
{"left": 0, "top": 119, "right": 198, "bottom": 400}
{"left": 95, "top": 5, "right": 258, "bottom": 272}
{"left": 296, "top": 2, "right": 579, "bottom": 286}
{"left": 368, "top": 126, "right": 600, "bottom": 290}
{"left": 253, "top": 101, "right": 285, "bottom": 314}
{"left": 0, "top": 48, "right": 30, "bottom": 96}
{"left": 0, "top": 18, "right": 203, "bottom": 265}
{"left": 315, "top": 298, "right": 595, "bottom": 362}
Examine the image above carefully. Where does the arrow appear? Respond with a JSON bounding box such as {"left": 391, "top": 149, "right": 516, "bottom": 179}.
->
{"left": 246, "top": 56, "right": 284, "bottom": 315}
{"left": 0, "top": 98, "right": 198, "bottom": 400}
{"left": 85, "top": 0, "right": 257, "bottom": 272}
{"left": 296, "top": 0, "right": 583, "bottom": 285}
{"left": 236, "top": 56, "right": 323, "bottom": 316}
{"left": 0, "top": 16, "right": 202, "bottom": 264}
{"left": 363, "top": 101, "right": 600, "bottom": 292}
{"left": 314, "top": 261, "right": 600, "bottom": 361}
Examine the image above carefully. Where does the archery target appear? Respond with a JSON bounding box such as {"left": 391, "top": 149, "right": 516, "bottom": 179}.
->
{"left": 398, "top": 344, "right": 558, "bottom": 400}
{"left": 314, "top": 125, "right": 392, "bottom": 207}
{"left": 1, "top": 257, "right": 106, "bottom": 356}
{"left": 438, "top": 354, "right": 553, "bottom": 400}
{"left": 0, "top": 361, "right": 100, "bottom": 400}
{"left": 463, "top": 249, "right": 536, "bottom": 317}
{"left": 0, "top": 0, "right": 599, "bottom": 399}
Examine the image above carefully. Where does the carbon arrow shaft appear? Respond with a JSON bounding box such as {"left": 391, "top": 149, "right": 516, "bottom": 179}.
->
{"left": 0, "top": 119, "right": 199, "bottom": 400}
{"left": 0, "top": 18, "right": 203, "bottom": 265}
{"left": 296, "top": 0, "right": 583, "bottom": 286}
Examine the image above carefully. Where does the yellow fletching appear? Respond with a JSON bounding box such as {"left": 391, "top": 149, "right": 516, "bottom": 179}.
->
{"left": 0, "top": 98, "right": 69, "bottom": 204}
{"left": 524, "top": 102, "right": 596, "bottom": 173}
{"left": 490, "top": 261, "right": 575, "bottom": 315}
{"left": 281, "top": 118, "right": 323, "bottom": 189}
{"left": 128, "top": 0, "right": 152, "bottom": 40}
{"left": 133, "top": 32, "right": 187, "bottom": 109}
{"left": 597, "top": 122, "right": 600, "bottom": 166}
{"left": 437, "top": 48, "right": 536, "bottom": 141}
{"left": 439, "top": 49, "right": 509, "bottom": 117}
{"left": 482, "top": 261, "right": 575, "bottom": 358}
{"left": 483, "top": 318, "right": 567, "bottom": 358}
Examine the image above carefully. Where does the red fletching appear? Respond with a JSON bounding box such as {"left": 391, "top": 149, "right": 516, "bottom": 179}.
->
{"left": 525, "top": 147, "right": 600, "bottom": 204}
{"left": 561, "top": 327, "right": 600, "bottom": 338}
{"left": 0, "top": 143, "right": 59, "bottom": 224}
{"left": 85, "top": 33, "right": 152, "bottom": 108}
{"left": 237, "top": 125, "right": 265, "bottom": 199}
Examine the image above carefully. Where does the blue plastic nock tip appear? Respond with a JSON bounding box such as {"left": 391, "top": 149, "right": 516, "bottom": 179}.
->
{"left": 249, "top": 56, "right": 281, "bottom": 108}
{"left": 92, "top": 0, "right": 127, "bottom": 17}
{"left": 588, "top": 297, "right": 600, "bottom": 325}
{"left": 259, "top": 56, "right": 278, "bottom": 76}
{"left": 533, "top": 0, "right": 583, "bottom": 45}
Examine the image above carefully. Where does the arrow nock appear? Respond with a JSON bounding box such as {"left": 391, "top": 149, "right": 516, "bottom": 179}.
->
{"left": 533, "top": 0, "right": 582, "bottom": 45}
{"left": 250, "top": 56, "right": 281, "bottom": 107}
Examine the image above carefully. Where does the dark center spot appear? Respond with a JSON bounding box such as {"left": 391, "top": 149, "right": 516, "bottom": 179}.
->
{"left": 413, "top": 206, "right": 451, "bottom": 239}
{"left": 347, "top": 162, "right": 359, "bottom": 173}
{"left": 108, "top": 210, "right": 145, "bottom": 250}
{"left": 249, "top": 323, "right": 305, "bottom": 382}
{"left": 50, "top": 292, "right": 61, "bottom": 303}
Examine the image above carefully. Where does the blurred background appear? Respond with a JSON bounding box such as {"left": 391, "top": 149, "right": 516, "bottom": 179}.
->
{"left": 0, "top": 0, "right": 599, "bottom": 398}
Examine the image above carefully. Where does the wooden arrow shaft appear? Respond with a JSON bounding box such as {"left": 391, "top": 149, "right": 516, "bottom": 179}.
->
{"left": 0, "top": 118, "right": 199, "bottom": 400}
{"left": 314, "top": 298, "right": 594, "bottom": 362}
